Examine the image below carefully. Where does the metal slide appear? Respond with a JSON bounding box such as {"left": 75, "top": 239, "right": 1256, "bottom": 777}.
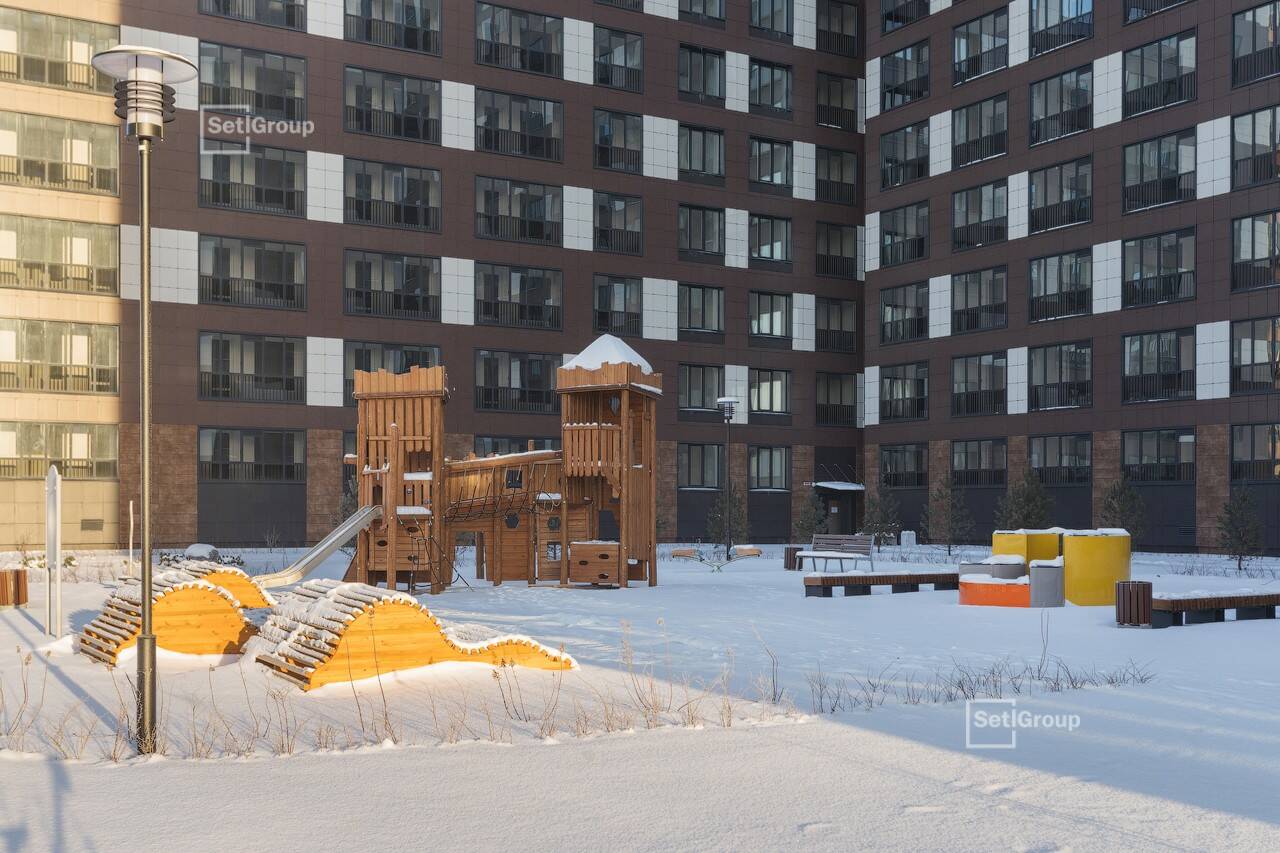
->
{"left": 255, "top": 505, "right": 383, "bottom": 589}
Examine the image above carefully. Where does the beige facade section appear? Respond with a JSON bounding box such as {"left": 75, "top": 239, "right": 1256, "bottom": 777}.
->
{"left": 0, "top": 82, "right": 118, "bottom": 125}
{"left": 0, "top": 478, "right": 120, "bottom": 550}
{"left": 0, "top": 392, "right": 121, "bottom": 424}
{"left": 0, "top": 183, "right": 122, "bottom": 224}
{"left": 0, "top": 0, "right": 123, "bottom": 23}
{"left": 1, "top": 289, "right": 122, "bottom": 324}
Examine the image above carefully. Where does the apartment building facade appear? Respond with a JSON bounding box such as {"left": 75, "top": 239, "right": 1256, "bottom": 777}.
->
{"left": 0, "top": 0, "right": 866, "bottom": 549}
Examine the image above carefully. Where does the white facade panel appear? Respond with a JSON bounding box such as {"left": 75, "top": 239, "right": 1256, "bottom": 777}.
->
{"left": 863, "top": 366, "right": 880, "bottom": 428}
{"left": 1007, "top": 171, "right": 1029, "bottom": 240}
{"left": 928, "top": 110, "right": 951, "bottom": 176}
{"left": 644, "top": 0, "right": 678, "bottom": 19}
{"left": 725, "top": 365, "right": 749, "bottom": 425}
{"left": 794, "top": 0, "right": 817, "bottom": 49}
{"left": 1093, "top": 53, "right": 1123, "bottom": 128}
{"left": 725, "top": 208, "right": 749, "bottom": 268}
{"left": 305, "top": 151, "right": 344, "bottom": 223}
{"left": 642, "top": 115, "right": 679, "bottom": 180}
{"left": 306, "top": 337, "right": 345, "bottom": 407}
{"left": 441, "top": 257, "right": 475, "bottom": 326}
{"left": 1196, "top": 116, "right": 1232, "bottom": 199}
{"left": 642, "top": 278, "right": 678, "bottom": 340}
{"left": 1007, "top": 346, "right": 1028, "bottom": 415}
{"left": 726, "top": 52, "right": 749, "bottom": 113}
{"left": 441, "top": 81, "right": 476, "bottom": 151}
{"left": 1008, "top": 0, "right": 1029, "bottom": 67}
{"left": 793, "top": 293, "right": 815, "bottom": 351}
{"left": 119, "top": 225, "right": 198, "bottom": 304}
{"left": 865, "top": 58, "right": 880, "bottom": 122}
{"left": 1092, "top": 241, "right": 1122, "bottom": 314}
{"left": 306, "top": 0, "right": 344, "bottom": 38}
{"left": 1195, "top": 321, "right": 1230, "bottom": 400}
{"left": 563, "top": 19, "right": 594, "bottom": 85}
{"left": 793, "top": 141, "right": 816, "bottom": 200}
{"left": 864, "top": 212, "right": 880, "bottom": 273}
{"left": 928, "top": 275, "right": 951, "bottom": 339}
{"left": 563, "top": 186, "right": 595, "bottom": 251}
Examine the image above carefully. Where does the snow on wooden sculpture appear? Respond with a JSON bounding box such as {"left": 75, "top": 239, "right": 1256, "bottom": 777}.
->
{"left": 249, "top": 579, "right": 575, "bottom": 691}
{"left": 175, "top": 560, "right": 276, "bottom": 609}
{"left": 79, "top": 570, "right": 255, "bottom": 666}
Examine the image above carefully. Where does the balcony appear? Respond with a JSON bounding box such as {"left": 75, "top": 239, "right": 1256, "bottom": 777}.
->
{"left": 0, "top": 362, "right": 116, "bottom": 394}
{"left": 0, "top": 51, "right": 111, "bottom": 94}
{"left": 1125, "top": 0, "right": 1189, "bottom": 22}
{"left": 198, "top": 460, "right": 304, "bottom": 482}
{"left": 200, "top": 0, "right": 305, "bottom": 29}
{"left": 1029, "top": 289, "right": 1090, "bottom": 322}
{"left": 952, "top": 132, "right": 1007, "bottom": 167}
{"left": 1121, "top": 370, "right": 1194, "bottom": 403}
{"left": 0, "top": 259, "right": 117, "bottom": 296}
{"left": 596, "top": 0, "right": 643, "bottom": 9}
{"left": 1030, "top": 380, "right": 1092, "bottom": 410}
{"left": 1030, "top": 12, "right": 1093, "bottom": 56}
{"left": 345, "top": 197, "right": 440, "bottom": 231}
{"left": 344, "top": 105, "right": 440, "bottom": 144}
{"left": 883, "top": 469, "right": 927, "bottom": 488}
{"left": 1231, "top": 459, "right": 1280, "bottom": 481}
{"left": 1122, "top": 461, "right": 1194, "bottom": 483}
{"left": 817, "top": 254, "right": 858, "bottom": 278}
{"left": 952, "top": 220, "right": 1006, "bottom": 251}
{"left": 595, "top": 144, "right": 642, "bottom": 173}
{"left": 477, "top": 213, "right": 561, "bottom": 245}
{"left": 1122, "top": 272, "right": 1194, "bottom": 307}
{"left": 0, "top": 456, "right": 116, "bottom": 480}
{"left": 882, "top": 0, "right": 929, "bottom": 33}
{"left": 817, "top": 103, "right": 857, "bottom": 131}
{"left": 952, "top": 469, "right": 1006, "bottom": 487}
{"left": 1233, "top": 44, "right": 1280, "bottom": 87}
{"left": 199, "top": 371, "right": 304, "bottom": 404}
{"left": 475, "top": 39, "right": 562, "bottom": 77}
{"left": 880, "top": 396, "right": 928, "bottom": 421}
{"left": 1030, "top": 106, "right": 1090, "bottom": 145}
{"left": 199, "top": 179, "right": 303, "bottom": 217}
{"left": 0, "top": 155, "right": 117, "bottom": 195}
{"left": 952, "top": 303, "right": 1007, "bottom": 334}
{"left": 343, "top": 288, "right": 440, "bottom": 321}
{"left": 881, "top": 316, "right": 927, "bottom": 344}
{"left": 1030, "top": 197, "right": 1090, "bottom": 233}
{"left": 594, "top": 63, "right": 642, "bottom": 92}
{"left": 1231, "top": 364, "right": 1280, "bottom": 395}
{"left": 1232, "top": 151, "right": 1279, "bottom": 189}
{"left": 474, "top": 385, "right": 559, "bottom": 414}
{"left": 881, "top": 156, "right": 928, "bottom": 189}
{"left": 817, "top": 403, "right": 856, "bottom": 426}
{"left": 881, "top": 79, "right": 927, "bottom": 113}
{"left": 476, "top": 127, "right": 562, "bottom": 162}
{"left": 201, "top": 275, "right": 305, "bottom": 310}
{"left": 594, "top": 310, "right": 642, "bottom": 337}
{"left": 1035, "top": 465, "right": 1091, "bottom": 485}
{"left": 345, "top": 14, "right": 440, "bottom": 55}
{"left": 1123, "top": 72, "right": 1195, "bottom": 118}
{"left": 954, "top": 46, "right": 1008, "bottom": 85}
{"left": 881, "top": 236, "right": 927, "bottom": 266}
{"left": 952, "top": 388, "right": 1006, "bottom": 417}
{"left": 817, "top": 178, "right": 856, "bottom": 205}
{"left": 1232, "top": 258, "right": 1280, "bottom": 292}
{"left": 199, "top": 84, "right": 305, "bottom": 121}
{"left": 476, "top": 299, "right": 562, "bottom": 329}
{"left": 594, "top": 227, "right": 642, "bottom": 255}
{"left": 818, "top": 28, "right": 857, "bottom": 58}
{"left": 1122, "top": 174, "right": 1195, "bottom": 213}
{"left": 817, "top": 328, "right": 856, "bottom": 353}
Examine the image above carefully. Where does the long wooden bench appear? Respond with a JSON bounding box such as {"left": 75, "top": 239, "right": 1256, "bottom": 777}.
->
{"left": 796, "top": 534, "right": 875, "bottom": 573}
{"left": 1117, "top": 581, "right": 1280, "bottom": 628}
{"left": 803, "top": 571, "right": 960, "bottom": 597}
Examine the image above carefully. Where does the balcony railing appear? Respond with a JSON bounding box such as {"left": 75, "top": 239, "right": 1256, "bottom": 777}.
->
{"left": 953, "top": 132, "right": 1007, "bottom": 168}
{"left": 475, "top": 39, "right": 562, "bottom": 76}
{"left": 199, "top": 179, "right": 304, "bottom": 217}
{"left": 1233, "top": 44, "right": 1280, "bottom": 87}
{"left": 1035, "top": 465, "right": 1091, "bottom": 485}
{"left": 0, "top": 259, "right": 117, "bottom": 296}
{"left": 595, "top": 227, "right": 642, "bottom": 255}
{"left": 0, "top": 51, "right": 112, "bottom": 93}
{"left": 476, "top": 213, "right": 561, "bottom": 245}
{"left": 816, "top": 328, "right": 855, "bottom": 352}
{"left": 817, "top": 178, "right": 856, "bottom": 204}
{"left": 594, "top": 63, "right": 643, "bottom": 92}
{"left": 952, "top": 303, "right": 1007, "bottom": 334}
{"left": 595, "top": 145, "right": 642, "bottom": 173}
{"left": 200, "top": 83, "right": 305, "bottom": 121}
{"left": 1230, "top": 364, "right": 1280, "bottom": 395}
{"left": 1030, "top": 12, "right": 1093, "bottom": 56}
{"left": 817, "top": 403, "right": 856, "bottom": 426}
{"left": 1030, "top": 380, "right": 1092, "bottom": 410}
{"left": 597, "top": 0, "right": 644, "bottom": 10}
{"left": 1121, "top": 370, "right": 1194, "bottom": 403}
{"left": 1122, "top": 272, "right": 1195, "bottom": 307}
{"left": 1123, "top": 72, "right": 1195, "bottom": 118}
{"left": 880, "top": 316, "right": 927, "bottom": 343}
{"left": 953, "top": 468, "right": 1006, "bottom": 487}
{"left": 198, "top": 460, "right": 304, "bottom": 482}
{"left": 881, "top": 236, "right": 927, "bottom": 266}
{"left": 1030, "top": 197, "right": 1091, "bottom": 233}
{"left": 200, "top": 0, "right": 305, "bottom": 29}
{"left": 1029, "top": 289, "right": 1090, "bottom": 322}
{"left": 817, "top": 254, "right": 858, "bottom": 278}
{"left": 476, "top": 127, "right": 562, "bottom": 161}
{"left": 1122, "top": 173, "right": 1195, "bottom": 212}
{"left": 594, "top": 310, "right": 642, "bottom": 337}
{"left": 954, "top": 46, "right": 1008, "bottom": 85}
{"left": 345, "top": 14, "right": 440, "bottom": 54}
{"left": 0, "top": 457, "right": 117, "bottom": 479}
{"left": 881, "top": 157, "right": 928, "bottom": 189}
{"left": 1125, "top": 0, "right": 1188, "bottom": 22}
{"left": 880, "top": 79, "right": 927, "bottom": 113}
{"left": 200, "top": 275, "right": 305, "bottom": 310}
{"left": 880, "top": 396, "right": 928, "bottom": 421}
{"left": 1233, "top": 152, "right": 1279, "bottom": 189}
{"left": 0, "top": 155, "right": 117, "bottom": 195}
{"left": 345, "top": 197, "right": 441, "bottom": 231}
{"left": 882, "top": 0, "right": 929, "bottom": 33}
{"left": 1232, "top": 258, "right": 1280, "bottom": 292}
{"left": 818, "top": 28, "right": 857, "bottom": 58}
{"left": 476, "top": 299, "right": 562, "bottom": 329}
{"left": 952, "top": 220, "right": 1006, "bottom": 251}
{"left": 817, "top": 103, "right": 857, "bottom": 130}
{"left": 1031, "top": 106, "right": 1090, "bottom": 146}
{"left": 345, "top": 105, "right": 440, "bottom": 144}
{"left": 474, "top": 385, "right": 559, "bottom": 414}
{"left": 952, "top": 388, "right": 1006, "bottom": 417}
{"left": 343, "top": 287, "right": 440, "bottom": 321}
{"left": 198, "top": 371, "right": 304, "bottom": 403}
{"left": 0, "top": 362, "right": 117, "bottom": 394}
{"left": 1122, "top": 462, "right": 1194, "bottom": 483}
{"left": 1231, "top": 459, "right": 1280, "bottom": 481}
{"left": 883, "top": 469, "right": 927, "bottom": 488}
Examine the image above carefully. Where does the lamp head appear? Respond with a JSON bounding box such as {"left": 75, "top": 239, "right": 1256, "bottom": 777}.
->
{"left": 716, "top": 396, "right": 738, "bottom": 422}
{"left": 91, "top": 46, "right": 197, "bottom": 141}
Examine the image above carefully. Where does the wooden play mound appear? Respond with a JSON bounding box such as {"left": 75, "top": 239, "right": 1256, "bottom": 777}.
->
{"left": 250, "top": 579, "right": 575, "bottom": 691}
{"left": 79, "top": 570, "right": 256, "bottom": 666}
{"left": 176, "top": 560, "right": 276, "bottom": 609}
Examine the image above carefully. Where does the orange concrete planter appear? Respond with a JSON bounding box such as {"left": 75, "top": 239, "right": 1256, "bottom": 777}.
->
{"left": 959, "top": 579, "right": 1030, "bottom": 608}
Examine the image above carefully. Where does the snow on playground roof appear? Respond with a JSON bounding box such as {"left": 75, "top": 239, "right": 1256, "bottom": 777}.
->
{"left": 562, "top": 334, "right": 653, "bottom": 374}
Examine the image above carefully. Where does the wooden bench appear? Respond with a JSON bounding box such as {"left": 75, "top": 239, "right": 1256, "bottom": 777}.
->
{"left": 803, "top": 571, "right": 960, "bottom": 597}
{"left": 795, "top": 534, "right": 875, "bottom": 573}
{"left": 1116, "top": 581, "right": 1280, "bottom": 628}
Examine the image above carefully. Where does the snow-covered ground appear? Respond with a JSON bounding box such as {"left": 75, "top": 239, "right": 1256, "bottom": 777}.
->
{"left": 2, "top": 546, "right": 1279, "bottom": 851}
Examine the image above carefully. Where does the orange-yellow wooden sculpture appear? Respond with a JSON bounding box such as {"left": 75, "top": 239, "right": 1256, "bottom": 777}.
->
{"left": 180, "top": 560, "right": 276, "bottom": 608}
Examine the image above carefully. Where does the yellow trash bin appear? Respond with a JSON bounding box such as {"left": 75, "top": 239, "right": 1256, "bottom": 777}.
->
{"left": 1062, "top": 531, "right": 1131, "bottom": 606}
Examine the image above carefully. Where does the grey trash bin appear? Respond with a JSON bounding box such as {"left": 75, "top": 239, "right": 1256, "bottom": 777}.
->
{"left": 1030, "top": 563, "right": 1065, "bottom": 608}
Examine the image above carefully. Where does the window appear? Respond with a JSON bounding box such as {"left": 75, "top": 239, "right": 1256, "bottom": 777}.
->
{"left": 474, "top": 350, "right": 561, "bottom": 414}
{"left": 880, "top": 281, "right": 928, "bottom": 343}
{"left": 1121, "top": 329, "right": 1195, "bottom": 402}
{"left": 749, "top": 446, "right": 790, "bottom": 490}
{"left": 882, "top": 0, "right": 929, "bottom": 35}
{"left": 880, "top": 121, "right": 929, "bottom": 189}
{"left": 818, "top": 0, "right": 858, "bottom": 57}
{"left": 0, "top": 8, "right": 116, "bottom": 93}
{"left": 1030, "top": 341, "right": 1092, "bottom": 410}
{"left": 1030, "top": 434, "right": 1092, "bottom": 485}
{"left": 1122, "top": 228, "right": 1195, "bottom": 307}
{"left": 475, "top": 263, "right": 562, "bottom": 329}
{"left": 343, "top": 341, "right": 440, "bottom": 403}
{"left": 1231, "top": 316, "right": 1280, "bottom": 394}
{"left": 1030, "top": 1, "right": 1093, "bottom": 56}
{"left": 475, "top": 89, "right": 563, "bottom": 162}
{"left": 0, "top": 112, "right": 117, "bottom": 195}
{"left": 202, "top": 0, "right": 305, "bottom": 29}
{"left": 816, "top": 297, "right": 857, "bottom": 352}
{"left": 816, "top": 147, "right": 857, "bottom": 204}
{"left": 594, "top": 27, "right": 643, "bottom": 92}
{"left": 816, "top": 223, "right": 858, "bottom": 278}
{"left": 749, "top": 58, "right": 792, "bottom": 114}
{"left": 816, "top": 372, "right": 857, "bottom": 426}
{"left": 818, "top": 72, "right": 858, "bottom": 130}
{"left": 198, "top": 332, "right": 303, "bottom": 403}
{"left": 678, "top": 205, "right": 725, "bottom": 257}
{"left": 1030, "top": 66, "right": 1092, "bottom": 146}
{"left": 1122, "top": 429, "right": 1195, "bottom": 482}
{"left": 476, "top": 436, "right": 559, "bottom": 456}
{"left": 594, "top": 110, "right": 642, "bottom": 174}
{"left": 0, "top": 421, "right": 117, "bottom": 480}
{"left": 1029, "top": 156, "right": 1092, "bottom": 232}
{"left": 880, "top": 362, "right": 929, "bottom": 421}
{"left": 679, "top": 124, "right": 725, "bottom": 182}
{"left": 1029, "top": 249, "right": 1091, "bottom": 322}
{"left": 952, "top": 352, "right": 1007, "bottom": 417}
{"left": 346, "top": 0, "right": 441, "bottom": 54}
{"left": 880, "top": 443, "right": 928, "bottom": 488}
{"left": 198, "top": 140, "right": 304, "bottom": 216}
{"left": 952, "top": 267, "right": 1007, "bottom": 333}
{"left": 202, "top": 236, "right": 306, "bottom": 310}
{"left": 952, "top": 180, "right": 1007, "bottom": 251}
{"left": 1125, "top": 1, "right": 1189, "bottom": 23}
{"left": 0, "top": 319, "right": 117, "bottom": 394}
{"left": 475, "top": 176, "right": 563, "bottom": 245}
{"left": 680, "top": 0, "right": 725, "bottom": 24}
{"left": 749, "top": 292, "right": 792, "bottom": 337}
{"left": 678, "top": 364, "right": 725, "bottom": 410}
{"left": 0, "top": 215, "right": 117, "bottom": 296}
{"left": 952, "top": 439, "right": 1007, "bottom": 487}
{"left": 881, "top": 42, "right": 929, "bottom": 112}
{"left": 199, "top": 42, "right": 306, "bottom": 121}
{"left": 678, "top": 443, "right": 723, "bottom": 489}
{"left": 475, "top": 3, "right": 562, "bottom": 76}
{"left": 1231, "top": 423, "right": 1280, "bottom": 480}
{"left": 881, "top": 201, "right": 929, "bottom": 265}
{"left": 954, "top": 9, "right": 1008, "bottom": 85}
{"left": 1233, "top": 210, "right": 1280, "bottom": 291}
{"left": 749, "top": 138, "right": 793, "bottom": 189}
{"left": 952, "top": 94, "right": 1008, "bottom": 167}
{"left": 344, "top": 67, "right": 440, "bottom": 144}
{"left": 198, "top": 428, "right": 304, "bottom": 482}
{"left": 343, "top": 249, "right": 438, "bottom": 321}
{"left": 1232, "top": 105, "right": 1280, "bottom": 189}
{"left": 594, "top": 192, "right": 643, "bottom": 255}
{"left": 678, "top": 45, "right": 725, "bottom": 103}
{"left": 749, "top": 369, "right": 791, "bottom": 414}
{"left": 1123, "top": 31, "right": 1196, "bottom": 118}
{"left": 594, "top": 274, "right": 642, "bottom": 336}
{"left": 752, "top": 0, "right": 792, "bottom": 37}
{"left": 749, "top": 214, "right": 792, "bottom": 264}
{"left": 679, "top": 284, "right": 724, "bottom": 332}
{"left": 344, "top": 158, "right": 441, "bottom": 231}
{"left": 1234, "top": 2, "right": 1280, "bottom": 85}
{"left": 1122, "top": 129, "right": 1196, "bottom": 213}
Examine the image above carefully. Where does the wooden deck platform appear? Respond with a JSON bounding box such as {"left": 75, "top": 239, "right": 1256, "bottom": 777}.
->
{"left": 803, "top": 571, "right": 960, "bottom": 597}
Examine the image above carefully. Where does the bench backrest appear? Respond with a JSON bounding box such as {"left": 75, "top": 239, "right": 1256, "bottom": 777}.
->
{"left": 810, "top": 534, "right": 873, "bottom": 555}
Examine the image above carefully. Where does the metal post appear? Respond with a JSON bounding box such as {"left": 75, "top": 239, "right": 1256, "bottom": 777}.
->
{"left": 723, "top": 412, "right": 732, "bottom": 560}
{"left": 136, "top": 135, "right": 157, "bottom": 755}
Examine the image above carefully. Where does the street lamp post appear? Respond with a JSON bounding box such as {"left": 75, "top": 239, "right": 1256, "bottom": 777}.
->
{"left": 91, "top": 46, "right": 197, "bottom": 755}
{"left": 716, "top": 396, "right": 738, "bottom": 560}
